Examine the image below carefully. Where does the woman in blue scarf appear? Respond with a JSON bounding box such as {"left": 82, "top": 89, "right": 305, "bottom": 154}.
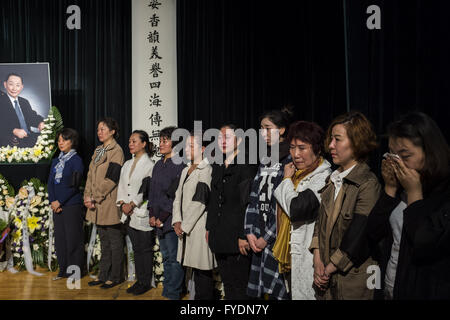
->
{"left": 47, "top": 128, "right": 84, "bottom": 280}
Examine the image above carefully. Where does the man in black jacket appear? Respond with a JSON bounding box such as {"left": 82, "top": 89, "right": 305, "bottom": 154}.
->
{"left": 1, "top": 73, "right": 44, "bottom": 148}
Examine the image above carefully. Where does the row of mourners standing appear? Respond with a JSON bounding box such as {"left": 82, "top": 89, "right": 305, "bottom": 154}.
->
{"left": 47, "top": 109, "right": 450, "bottom": 300}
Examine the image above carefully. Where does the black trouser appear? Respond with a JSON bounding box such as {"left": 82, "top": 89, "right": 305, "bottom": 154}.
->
{"left": 97, "top": 224, "right": 124, "bottom": 283}
{"left": 127, "top": 225, "right": 154, "bottom": 287}
{"left": 53, "top": 204, "right": 85, "bottom": 277}
{"left": 193, "top": 268, "right": 215, "bottom": 300}
{"left": 216, "top": 253, "right": 252, "bottom": 300}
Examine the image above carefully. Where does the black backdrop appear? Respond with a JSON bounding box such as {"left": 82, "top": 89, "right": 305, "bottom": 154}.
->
{"left": 1, "top": 0, "right": 449, "bottom": 179}
{"left": 177, "top": 0, "right": 347, "bottom": 131}
{"left": 177, "top": 0, "right": 450, "bottom": 174}
{"left": 0, "top": 0, "right": 131, "bottom": 169}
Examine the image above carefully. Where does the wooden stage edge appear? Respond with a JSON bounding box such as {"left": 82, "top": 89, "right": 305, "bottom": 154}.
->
{"left": 0, "top": 267, "right": 183, "bottom": 300}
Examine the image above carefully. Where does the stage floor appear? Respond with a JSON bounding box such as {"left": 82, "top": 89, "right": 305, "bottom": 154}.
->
{"left": 0, "top": 267, "right": 184, "bottom": 300}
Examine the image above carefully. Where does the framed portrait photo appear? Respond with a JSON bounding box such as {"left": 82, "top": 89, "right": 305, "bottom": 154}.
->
{"left": 0, "top": 63, "right": 51, "bottom": 148}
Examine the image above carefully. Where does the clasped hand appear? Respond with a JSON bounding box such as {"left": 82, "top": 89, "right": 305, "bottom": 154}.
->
{"left": 51, "top": 200, "right": 62, "bottom": 213}
{"left": 246, "top": 234, "right": 267, "bottom": 253}
{"left": 83, "top": 196, "right": 95, "bottom": 209}
{"left": 149, "top": 216, "right": 162, "bottom": 228}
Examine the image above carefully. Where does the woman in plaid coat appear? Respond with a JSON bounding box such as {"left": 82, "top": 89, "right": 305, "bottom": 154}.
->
{"left": 244, "top": 108, "right": 293, "bottom": 300}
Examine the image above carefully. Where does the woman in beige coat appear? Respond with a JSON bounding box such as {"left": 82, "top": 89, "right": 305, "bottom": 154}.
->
{"left": 84, "top": 118, "right": 124, "bottom": 289}
{"left": 309, "top": 111, "right": 381, "bottom": 300}
{"left": 172, "top": 132, "right": 217, "bottom": 300}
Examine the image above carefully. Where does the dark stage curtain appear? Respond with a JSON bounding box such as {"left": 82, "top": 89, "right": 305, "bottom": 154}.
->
{"left": 0, "top": 0, "right": 132, "bottom": 173}
{"left": 176, "top": 0, "right": 348, "bottom": 132}
{"left": 345, "top": 0, "right": 450, "bottom": 173}
{"left": 177, "top": 0, "right": 450, "bottom": 175}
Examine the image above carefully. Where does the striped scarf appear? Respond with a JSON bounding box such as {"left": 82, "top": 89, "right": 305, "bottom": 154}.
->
{"left": 54, "top": 149, "right": 77, "bottom": 184}
{"left": 94, "top": 144, "right": 110, "bottom": 164}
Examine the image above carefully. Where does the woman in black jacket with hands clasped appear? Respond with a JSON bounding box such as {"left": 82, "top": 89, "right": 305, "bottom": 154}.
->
{"left": 367, "top": 112, "right": 450, "bottom": 300}
{"left": 206, "top": 124, "right": 258, "bottom": 300}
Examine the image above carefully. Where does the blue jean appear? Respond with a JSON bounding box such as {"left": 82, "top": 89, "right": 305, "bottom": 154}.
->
{"left": 159, "top": 230, "right": 184, "bottom": 299}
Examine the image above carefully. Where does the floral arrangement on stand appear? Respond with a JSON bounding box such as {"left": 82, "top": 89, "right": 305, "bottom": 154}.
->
{"left": 0, "top": 173, "right": 15, "bottom": 214}
{"left": 9, "top": 179, "right": 57, "bottom": 271}
{"left": 0, "top": 106, "right": 63, "bottom": 164}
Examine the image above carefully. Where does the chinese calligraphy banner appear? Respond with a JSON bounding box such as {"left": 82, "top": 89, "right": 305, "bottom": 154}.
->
{"left": 132, "top": 0, "right": 178, "bottom": 158}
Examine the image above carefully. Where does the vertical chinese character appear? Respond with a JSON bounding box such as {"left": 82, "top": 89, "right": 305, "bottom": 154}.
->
{"left": 151, "top": 130, "right": 161, "bottom": 138}
{"left": 149, "top": 112, "right": 162, "bottom": 126}
{"left": 147, "top": 30, "right": 160, "bottom": 43}
{"left": 149, "top": 14, "right": 160, "bottom": 27}
{"left": 150, "top": 46, "right": 162, "bottom": 60}
{"left": 149, "top": 93, "right": 162, "bottom": 108}
{"left": 149, "top": 81, "right": 161, "bottom": 89}
{"left": 149, "top": 63, "right": 163, "bottom": 77}
{"left": 148, "top": 0, "right": 162, "bottom": 10}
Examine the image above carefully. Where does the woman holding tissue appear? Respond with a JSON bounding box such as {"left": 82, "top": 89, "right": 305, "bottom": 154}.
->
{"left": 117, "top": 130, "right": 155, "bottom": 296}
{"left": 367, "top": 112, "right": 450, "bottom": 300}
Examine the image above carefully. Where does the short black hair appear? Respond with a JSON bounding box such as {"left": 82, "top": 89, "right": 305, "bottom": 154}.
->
{"left": 259, "top": 105, "right": 295, "bottom": 138}
{"left": 4, "top": 73, "right": 23, "bottom": 84}
{"left": 57, "top": 128, "right": 79, "bottom": 150}
{"left": 288, "top": 121, "right": 325, "bottom": 157}
{"left": 159, "top": 126, "right": 181, "bottom": 148}
{"left": 387, "top": 112, "right": 450, "bottom": 191}
{"left": 97, "top": 117, "right": 120, "bottom": 139}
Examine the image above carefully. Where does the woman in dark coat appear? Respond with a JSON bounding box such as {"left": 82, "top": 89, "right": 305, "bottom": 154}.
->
{"left": 206, "top": 124, "right": 258, "bottom": 300}
{"left": 48, "top": 128, "right": 84, "bottom": 280}
{"left": 367, "top": 112, "right": 450, "bottom": 300}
